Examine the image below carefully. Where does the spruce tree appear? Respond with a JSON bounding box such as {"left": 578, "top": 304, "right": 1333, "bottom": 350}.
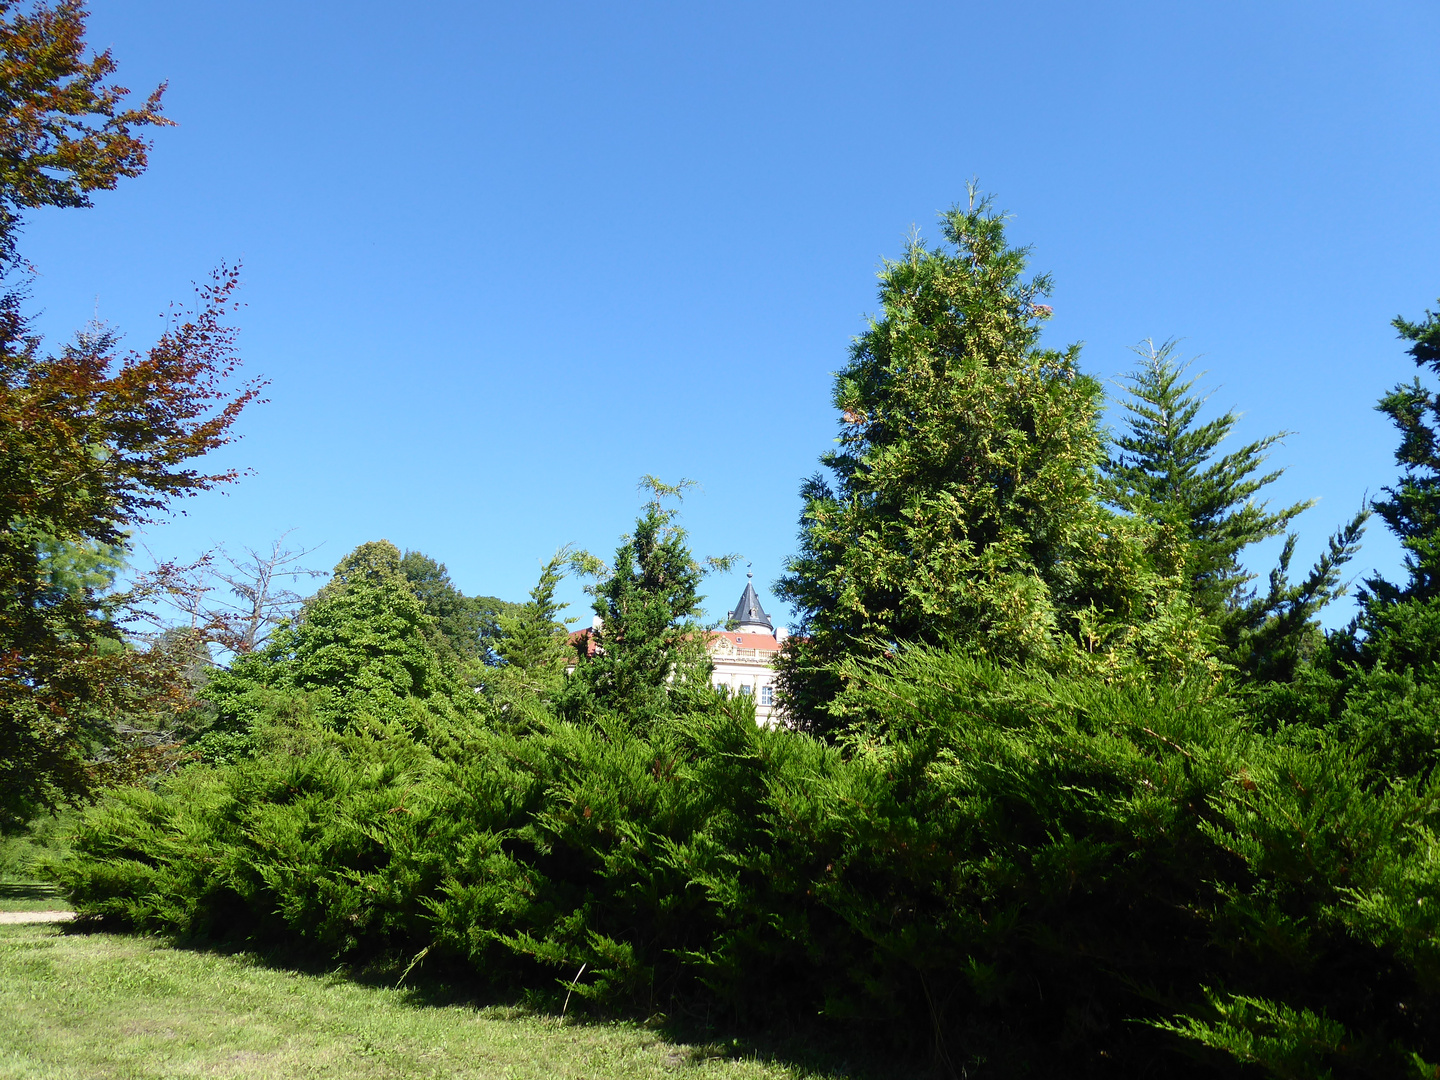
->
{"left": 775, "top": 191, "right": 1177, "bottom": 731}
{"left": 1102, "top": 340, "right": 1365, "bottom": 681}
{"left": 1104, "top": 339, "right": 1312, "bottom": 615}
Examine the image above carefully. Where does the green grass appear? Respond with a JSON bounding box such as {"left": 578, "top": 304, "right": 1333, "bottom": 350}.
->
{"left": 0, "top": 881, "right": 71, "bottom": 913}
{"left": 0, "top": 925, "right": 847, "bottom": 1080}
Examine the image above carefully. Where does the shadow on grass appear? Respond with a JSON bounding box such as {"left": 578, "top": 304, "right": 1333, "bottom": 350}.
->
{"left": 61, "top": 918, "right": 924, "bottom": 1079}
{"left": 0, "top": 879, "right": 63, "bottom": 902}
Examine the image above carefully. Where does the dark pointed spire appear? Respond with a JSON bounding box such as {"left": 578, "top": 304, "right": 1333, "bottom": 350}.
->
{"left": 729, "top": 566, "right": 773, "bottom": 632}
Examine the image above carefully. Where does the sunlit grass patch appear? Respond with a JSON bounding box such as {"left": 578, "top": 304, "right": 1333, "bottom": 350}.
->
{"left": 0, "top": 925, "right": 839, "bottom": 1080}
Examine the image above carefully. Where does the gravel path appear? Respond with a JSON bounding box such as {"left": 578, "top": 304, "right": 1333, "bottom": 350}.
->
{"left": 0, "top": 911, "right": 74, "bottom": 924}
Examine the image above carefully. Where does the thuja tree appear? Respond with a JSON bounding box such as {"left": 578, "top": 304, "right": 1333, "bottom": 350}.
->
{"left": 1104, "top": 339, "right": 1366, "bottom": 681}
{"left": 561, "top": 479, "right": 732, "bottom": 731}
{"left": 775, "top": 191, "right": 1194, "bottom": 732}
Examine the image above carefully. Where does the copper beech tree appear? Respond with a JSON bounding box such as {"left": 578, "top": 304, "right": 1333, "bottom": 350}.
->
{"left": 0, "top": 2, "right": 260, "bottom": 827}
{"left": 0, "top": 0, "right": 170, "bottom": 255}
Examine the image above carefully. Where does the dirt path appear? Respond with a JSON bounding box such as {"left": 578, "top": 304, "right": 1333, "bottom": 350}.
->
{"left": 0, "top": 911, "right": 73, "bottom": 924}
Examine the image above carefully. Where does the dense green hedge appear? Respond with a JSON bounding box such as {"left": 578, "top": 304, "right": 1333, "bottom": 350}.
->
{"left": 60, "top": 651, "right": 1439, "bottom": 1078}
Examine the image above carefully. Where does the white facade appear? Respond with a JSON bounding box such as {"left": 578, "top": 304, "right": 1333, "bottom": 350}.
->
{"left": 708, "top": 572, "right": 784, "bottom": 725}
{"left": 708, "top": 630, "right": 783, "bottom": 725}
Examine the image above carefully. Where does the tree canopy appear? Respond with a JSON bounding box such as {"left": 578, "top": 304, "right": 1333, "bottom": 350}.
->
{"left": 775, "top": 192, "right": 1201, "bottom": 731}
{"left": 561, "top": 479, "right": 729, "bottom": 731}
{"left": 0, "top": 2, "right": 258, "bottom": 828}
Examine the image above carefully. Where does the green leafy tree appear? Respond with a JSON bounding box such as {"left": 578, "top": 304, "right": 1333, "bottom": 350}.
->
{"left": 775, "top": 191, "right": 1188, "bottom": 732}
{"left": 561, "top": 479, "right": 732, "bottom": 731}
{"left": 398, "top": 549, "right": 516, "bottom": 671}
{"left": 202, "top": 541, "right": 462, "bottom": 745}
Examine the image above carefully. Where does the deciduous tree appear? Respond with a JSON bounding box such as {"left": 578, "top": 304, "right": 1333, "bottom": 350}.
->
{"left": 0, "top": 0, "right": 170, "bottom": 256}
{"left": 0, "top": 2, "right": 255, "bottom": 827}
{"left": 0, "top": 275, "right": 261, "bottom": 827}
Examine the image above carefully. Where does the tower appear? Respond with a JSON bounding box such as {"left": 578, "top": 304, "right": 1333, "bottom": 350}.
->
{"left": 729, "top": 568, "right": 774, "bottom": 634}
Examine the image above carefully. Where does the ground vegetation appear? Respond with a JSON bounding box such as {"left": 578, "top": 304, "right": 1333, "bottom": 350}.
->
{"left": 1, "top": 44, "right": 1433, "bottom": 1070}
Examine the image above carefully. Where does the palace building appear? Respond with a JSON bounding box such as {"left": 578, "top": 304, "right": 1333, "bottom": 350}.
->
{"left": 709, "top": 572, "right": 786, "bottom": 724}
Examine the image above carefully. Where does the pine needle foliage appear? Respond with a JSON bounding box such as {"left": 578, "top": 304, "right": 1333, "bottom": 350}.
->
{"left": 1105, "top": 339, "right": 1313, "bottom": 616}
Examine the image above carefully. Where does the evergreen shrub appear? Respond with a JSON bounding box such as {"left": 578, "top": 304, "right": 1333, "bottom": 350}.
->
{"left": 60, "top": 649, "right": 1439, "bottom": 1077}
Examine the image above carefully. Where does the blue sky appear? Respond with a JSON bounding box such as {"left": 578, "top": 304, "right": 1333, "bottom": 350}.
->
{"left": 23, "top": 0, "right": 1440, "bottom": 627}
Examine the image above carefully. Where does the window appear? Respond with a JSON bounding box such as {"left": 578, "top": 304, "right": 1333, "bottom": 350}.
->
{"left": 738, "top": 684, "right": 753, "bottom": 697}
{"left": 760, "top": 685, "right": 774, "bottom": 706}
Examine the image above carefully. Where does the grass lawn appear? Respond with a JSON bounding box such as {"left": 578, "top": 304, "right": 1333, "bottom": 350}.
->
{"left": 0, "top": 924, "right": 845, "bottom": 1080}
{"left": 0, "top": 896, "right": 72, "bottom": 913}
{"left": 0, "top": 885, "right": 71, "bottom": 914}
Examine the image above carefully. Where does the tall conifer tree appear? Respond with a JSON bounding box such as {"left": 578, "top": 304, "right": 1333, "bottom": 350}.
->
{"left": 1349, "top": 300, "right": 1440, "bottom": 673}
{"left": 1366, "top": 301, "right": 1440, "bottom": 606}
{"left": 1102, "top": 340, "right": 1365, "bottom": 681}
{"left": 1104, "top": 339, "right": 1312, "bottom": 616}
{"left": 775, "top": 191, "right": 1181, "bottom": 731}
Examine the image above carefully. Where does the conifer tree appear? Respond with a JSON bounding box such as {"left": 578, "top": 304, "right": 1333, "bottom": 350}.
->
{"left": 1349, "top": 299, "right": 1440, "bottom": 674}
{"left": 1102, "top": 340, "right": 1365, "bottom": 681}
{"left": 486, "top": 550, "right": 574, "bottom": 728}
{"left": 1366, "top": 301, "right": 1440, "bottom": 607}
{"left": 775, "top": 191, "right": 1177, "bottom": 730}
{"left": 561, "top": 479, "right": 730, "bottom": 730}
{"left": 1104, "top": 339, "right": 1312, "bottom": 615}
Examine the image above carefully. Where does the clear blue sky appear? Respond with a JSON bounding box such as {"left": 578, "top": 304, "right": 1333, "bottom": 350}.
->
{"left": 23, "top": 0, "right": 1440, "bottom": 627}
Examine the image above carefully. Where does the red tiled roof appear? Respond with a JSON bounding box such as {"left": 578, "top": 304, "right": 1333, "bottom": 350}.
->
{"left": 567, "top": 628, "right": 600, "bottom": 657}
{"left": 707, "top": 631, "right": 783, "bottom": 653}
